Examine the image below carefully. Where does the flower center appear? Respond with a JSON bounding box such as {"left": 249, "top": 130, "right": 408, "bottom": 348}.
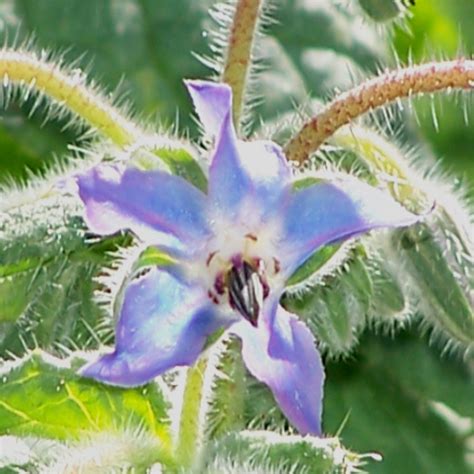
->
{"left": 206, "top": 254, "right": 273, "bottom": 327}
{"left": 227, "top": 260, "right": 266, "bottom": 327}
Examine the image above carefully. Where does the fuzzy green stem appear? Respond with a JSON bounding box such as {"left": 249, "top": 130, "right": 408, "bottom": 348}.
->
{"left": 0, "top": 50, "right": 139, "bottom": 147}
{"left": 285, "top": 58, "right": 474, "bottom": 163}
{"left": 174, "top": 357, "right": 208, "bottom": 469}
{"left": 222, "top": 0, "right": 263, "bottom": 128}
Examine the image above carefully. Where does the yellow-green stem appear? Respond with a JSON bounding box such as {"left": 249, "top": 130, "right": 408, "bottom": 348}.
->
{"left": 222, "top": 0, "right": 263, "bottom": 129}
{"left": 285, "top": 58, "right": 474, "bottom": 164}
{"left": 0, "top": 50, "right": 139, "bottom": 147}
{"left": 174, "top": 357, "right": 208, "bottom": 469}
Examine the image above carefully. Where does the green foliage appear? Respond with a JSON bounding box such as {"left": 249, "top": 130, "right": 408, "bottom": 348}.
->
{"left": 0, "top": 433, "right": 167, "bottom": 473}
{"left": 393, "top": 0, "right": 474, "bottom": 182}
{"left": 133, "top": 143, "right": 208, "bottom": 192}
{"left": 395, "top": 220, "right": 473, "bottom": 348}
{"left": 0, "top": 350, "right": 170, "bottom": 442}
{"left": 0, "top": 0, "right": 212, "bottom": 179}
{"left": 324, "top": 332, "right": 473, "bottom": 474}
{"left": 358, "top": 0, "right": 406, "bottom": 22}
{"left": 283, "top": 246, "right": 411, "bottom": 356}
{"left": 0, "top": 192, "right": 127, "bottom": 356}
{"left": 0, "top": 1, "right": 472, "bottom": 473}
{"left": 152, "top": 147, "right": 208, "bottom": 192}
{"left": 254, "top": 0, "right": 382, "bottom": 123}
{"left": 203, "top": 431, "right": 363, "bottom": 474}
{"left": 243, "top": 331, "right": 473, "bottom": 474}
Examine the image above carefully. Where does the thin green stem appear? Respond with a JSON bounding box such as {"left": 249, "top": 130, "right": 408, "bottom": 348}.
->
{"left": 0, "top": 50, "right": 139, "bottom": 147}
{"left": 174, "top": 357, "right": 208, "bottom": 469}
{"left": 285, "top": 58, "right": 474, "bottom": 164}
{"left": 222, "top": 0, "right": 263, "bottom": 129}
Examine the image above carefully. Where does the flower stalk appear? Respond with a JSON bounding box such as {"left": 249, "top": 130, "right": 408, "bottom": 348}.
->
{"left": 285, "top": 59, "right": 474, "bottom": 163}
{"left": 174, "top": 357, "right": 208, "bottom": 468}
{"left": 222, "top": 0, "right": 263, "bottom": 128}
{"left": 0, "top": 50, "right": 139, "bottom": 147}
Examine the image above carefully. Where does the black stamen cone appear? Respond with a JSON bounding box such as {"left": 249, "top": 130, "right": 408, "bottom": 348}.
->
{"left": 228, "top": 261, "right": 263, "bottom": 327}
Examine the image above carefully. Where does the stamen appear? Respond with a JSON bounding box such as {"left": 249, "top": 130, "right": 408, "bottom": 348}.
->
{"left": 227, "top": 260, "right": 264, "bottom": 327}
{"left": 206, "top": 250, "right": 217, "bottom": 266}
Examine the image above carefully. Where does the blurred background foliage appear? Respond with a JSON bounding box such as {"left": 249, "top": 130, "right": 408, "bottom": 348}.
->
{"left": 0, "top": 1, "right": 472, "bottom": 473}
{"left": 0, "top": 0, "right": 472, "bottom": 182}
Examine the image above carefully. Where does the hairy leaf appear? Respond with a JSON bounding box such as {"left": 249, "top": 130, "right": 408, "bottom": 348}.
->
{"left": 0, "top": 350, "right": 170, "bottom": 444}
{"left": 203, "top": 431, "right": 365, "bottom": 474}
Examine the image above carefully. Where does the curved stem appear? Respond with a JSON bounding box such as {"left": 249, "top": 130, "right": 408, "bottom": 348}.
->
{"left": 285, "top": 59, "right": 474, "bottom": 163}
{"left": 0, "top": 50, "right": 139, "bottom": 147}
{"left": 222, "top": 0, "right": 263, "bottom": 129}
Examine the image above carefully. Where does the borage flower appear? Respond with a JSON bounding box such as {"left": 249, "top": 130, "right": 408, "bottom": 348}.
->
{"left": 77, "top": 81, "right": 418, "bottom": 435}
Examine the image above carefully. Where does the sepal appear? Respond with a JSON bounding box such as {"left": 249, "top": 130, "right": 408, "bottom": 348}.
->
{"left": 394, "top": 214, "right": 473, "bottom": 351}
{"left": 202, "top": 431, "right": 370, "bottom": 473}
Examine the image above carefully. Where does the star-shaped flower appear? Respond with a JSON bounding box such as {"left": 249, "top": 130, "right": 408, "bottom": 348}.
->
{"left": 77, "top": 81, "right": 418, "bottom": 436}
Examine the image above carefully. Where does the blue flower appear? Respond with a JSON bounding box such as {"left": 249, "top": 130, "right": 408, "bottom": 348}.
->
{"left": 77, "top": 81, "right": 418, "bottom": 435}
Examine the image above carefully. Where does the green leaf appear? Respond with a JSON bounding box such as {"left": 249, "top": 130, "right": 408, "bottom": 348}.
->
{"left": 284, "top": 253, "right": 372, "bottom": 356}
{"left": 367, "top": 250, "right": 407, "bottom": 320}
{"left": 254, "top": 0, "right": 384, "bottom": 122}
{"left": 157, "top": 147, "right": 207, "bottom": 190}
{"left": 0, "top": 192, "right": 128, "bottom": 356}
{"left": 133, "top": 246, "right": 177, "bottom": 272}
{"left": 393, "top": 0, "right": 474, "bottom": 184}
{"left": 134, "top": 145, "right": 208, "bottom": 192}
{"left": 242, "top": 331, "right": 473, "bottom": 473}
{"left": 0, "top": 350, "right": 170, "bottom": 445}
{"left": 286, "top": 243, "right": 343, "bottom": 288}
{"left": 324, "top": 331, "right": 473, "bottom": 474}
{"left": 395, "top": 220, "right": 473, "bottom": 348}
{"left": 358, "top": 0, "right": 405, "bottom": 22}
{"left": 0, "top": 433, "right": 169, "bottom": 473}
{"left": 203, "top": 431, "right": 366, "bottom": 474}
{"left": 0, "top": 0, "right": 213, "bottom": 181}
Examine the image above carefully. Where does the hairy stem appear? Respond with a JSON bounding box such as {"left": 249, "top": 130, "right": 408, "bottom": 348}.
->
{"left": 0, "top": 50, "right": 139, "bottom": 147}
{"left": 222, "top": 0, "right": 263, "bottom": 128}
{"left": 174, "top": 357, "right": 208, "bottom": 469}
{"left": 285, "top": 59, "right": 474, "bottom": 163}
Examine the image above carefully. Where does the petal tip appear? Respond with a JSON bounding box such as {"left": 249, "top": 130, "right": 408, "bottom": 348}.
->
{"left": 78, "top": 352, "right": 138, "bottom": 387}
{"left": 184, "top": 79, "right": 233, "bottom": 137}
{"left": 184, "top": 78, "right": 231, "bottom": 95}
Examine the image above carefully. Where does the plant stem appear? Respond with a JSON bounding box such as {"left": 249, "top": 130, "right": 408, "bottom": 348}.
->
{"left": 0, "top": 50, "right": 139, "bottom": 147}
{"left": 174, "top": 357, "right": 208, "bottom": 469}
{"left": 285, "top": 58, "right": 474, "bottom": 163}
{"left": 222, "top": 0, "right": 263, "bottom": 129}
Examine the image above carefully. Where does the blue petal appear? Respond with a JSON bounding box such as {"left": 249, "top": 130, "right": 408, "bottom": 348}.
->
{"left": 77, "top": 164, "right": 211, "bottom": 250}
{"left": 279, "top": 176, "right": 420, "bottom": 274}
{"left": 185, "top": 80, "right": 232, "bottom": 137}
{"left": 208, "top": 112, "right": 254, "bottom": 214}
{"left": 185, "top": 80, "right": 291, "bottom": 217}
{"left": 232, "top": 303, "right": 324, "bottom": 435}
{"left": 80, "top": 267, "right": 226, "bottom": 387}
